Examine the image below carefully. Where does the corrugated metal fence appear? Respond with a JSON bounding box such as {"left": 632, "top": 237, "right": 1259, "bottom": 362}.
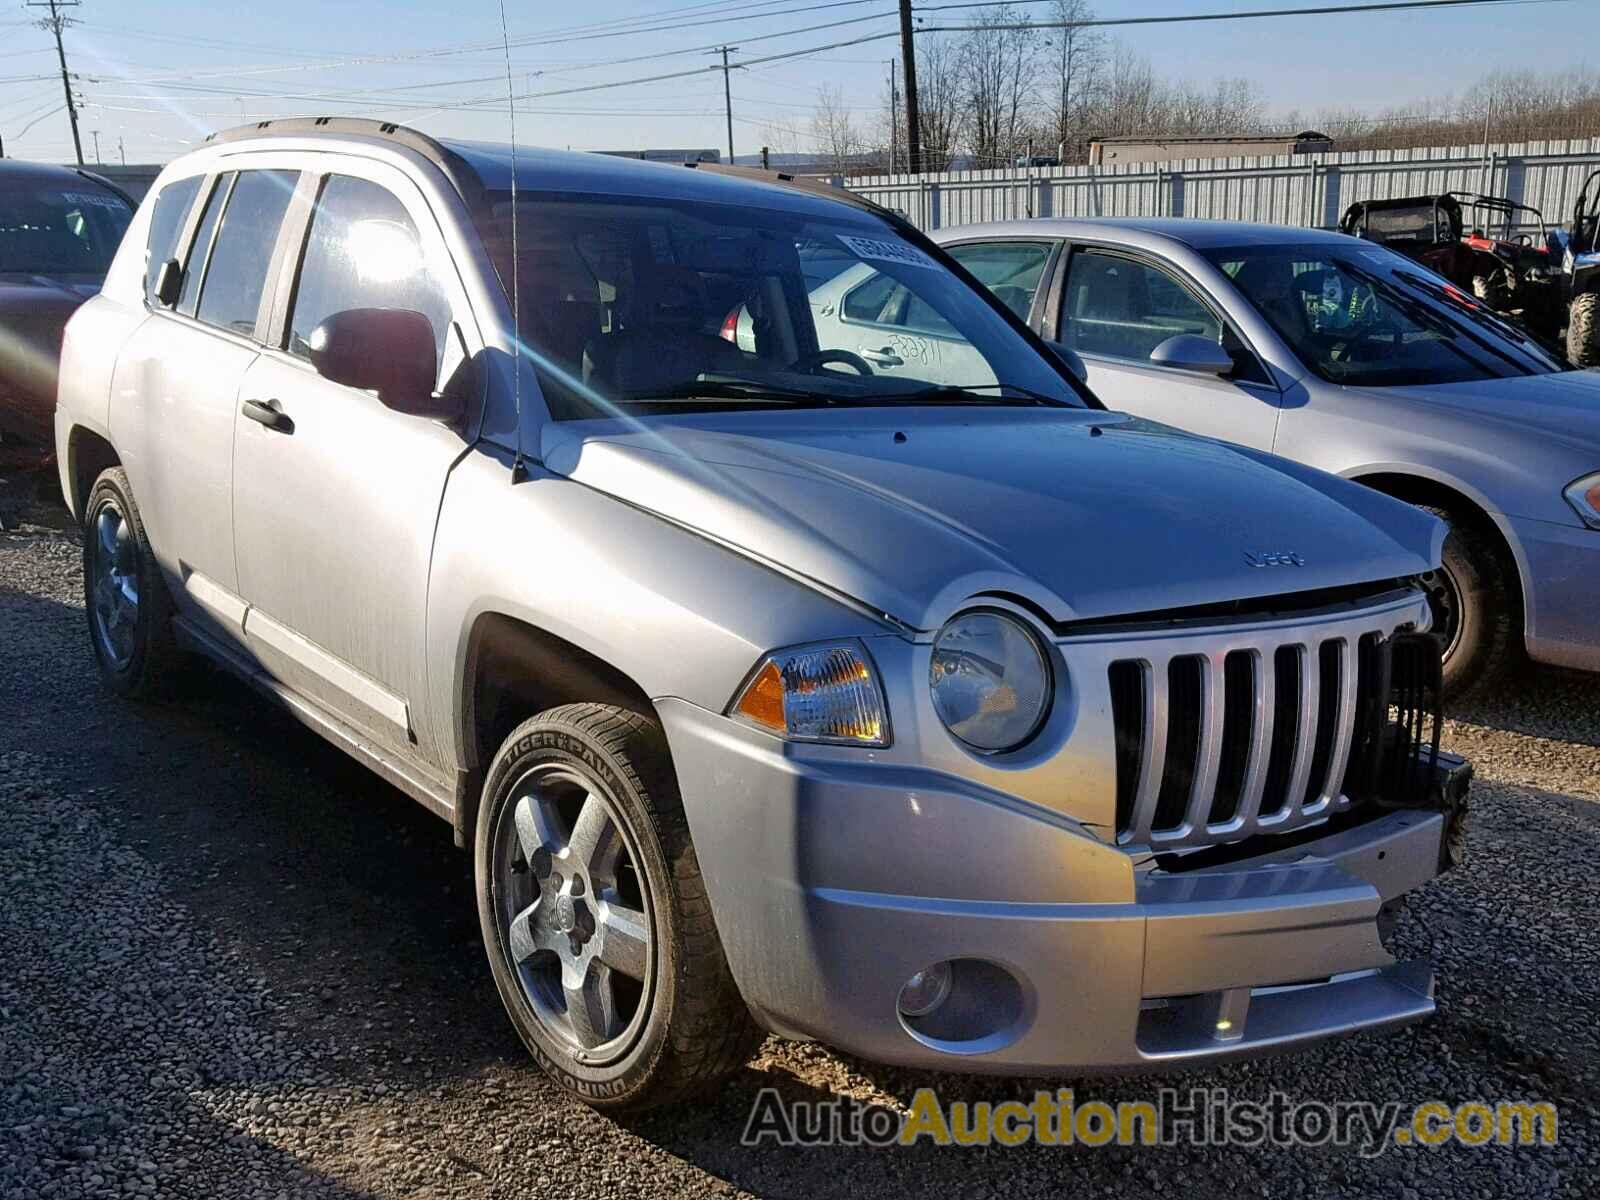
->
{"left": 842, "top": 137, "right": 1600, "bottom": 235}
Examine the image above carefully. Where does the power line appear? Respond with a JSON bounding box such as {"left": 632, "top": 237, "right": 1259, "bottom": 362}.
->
{"left": 25, "top": 0, "right": 83, "bottom": 165}
{"left": 500, "top": 0, "right": 1563, "bottom": 106}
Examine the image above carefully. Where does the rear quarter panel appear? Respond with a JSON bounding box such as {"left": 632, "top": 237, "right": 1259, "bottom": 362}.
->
{"left": 54, "top": 184, "right": 155, "bottom": 519}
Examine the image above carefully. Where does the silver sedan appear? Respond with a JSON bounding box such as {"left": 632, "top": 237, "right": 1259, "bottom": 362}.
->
{"left": 933, "top": 218, "right": 1600, "bottom": 695}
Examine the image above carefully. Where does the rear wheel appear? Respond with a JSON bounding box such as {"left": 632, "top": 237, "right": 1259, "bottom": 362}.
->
{"left": 1417, "top": 506, "right": 1514, "bottom": 700}
{"left": 82, "top": 467, "right": 185, "bottom": 698}
{"left": 475, "top": 704, "right": 761, "bottom": 1110}
{"left": 1568, "top": 291, "right": 1600, "bottom": 367}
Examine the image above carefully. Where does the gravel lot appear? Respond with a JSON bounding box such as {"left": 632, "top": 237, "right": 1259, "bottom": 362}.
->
{"left": 1, "top": 484, "right": 1596, "bottom": 1199}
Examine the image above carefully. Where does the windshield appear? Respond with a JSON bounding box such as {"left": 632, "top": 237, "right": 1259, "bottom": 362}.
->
{"left": 1206, "top": 241, "right": 1567, "bottom": 387}
{"left": 0, "top": 177, "right": 131, "bottom": 277}
{"left": 472, "top": 191, "right": 1088, "bottom": 419}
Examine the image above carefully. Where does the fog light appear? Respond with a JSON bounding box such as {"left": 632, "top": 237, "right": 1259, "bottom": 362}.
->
{"left": 897, "top": 962, "right": 953, "bottom": 1018}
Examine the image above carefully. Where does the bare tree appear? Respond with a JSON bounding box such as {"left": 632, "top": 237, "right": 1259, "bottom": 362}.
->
{"left": 960, "top": 4, "right": 1042, "bottom": 167}
{"left": 915, "top": 34, "right": 965, "bottom": 172}
{"left": 1044, "top": 0, "right": 1103, "bottom": 159}
{"left": 810, "top": 84, "right": 865, "bottom": 173}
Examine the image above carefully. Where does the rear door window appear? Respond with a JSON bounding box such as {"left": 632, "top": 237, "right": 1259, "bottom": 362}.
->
{"left": 194, "top": 169, "right": 299, "bottom": 338}
{"left": 143, "top": 175, "right": 201, "bottom": 306}
{"left": 178, "top": 174, "right": 230, "bottom": 316}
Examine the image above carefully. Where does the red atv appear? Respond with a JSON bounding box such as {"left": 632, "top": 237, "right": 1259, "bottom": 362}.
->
{"left": 1340, "top": 191, "right": 1565, "bottom": 342}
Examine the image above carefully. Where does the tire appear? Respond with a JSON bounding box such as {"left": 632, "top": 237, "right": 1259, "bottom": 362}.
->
{"left": 1471, "top": 273, "right": 1510, "bottom": 311}
{"left": 474, "top": 703, "right": 761, "bottom": 1111}
{"left": 1568, "top": 291, "right": 1600, "bottom": 368}
{"left": 1417, "top": 505, "right": 1515, "bottom": 701}
{"left": 82, "top": 466, "right": 185, "bottom": 699}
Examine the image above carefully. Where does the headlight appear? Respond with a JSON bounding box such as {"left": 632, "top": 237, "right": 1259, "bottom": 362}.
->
{"left": 1564, "top": 471, "right": 1600, "bottom": 530}
{"left": 929, "top": 610, "right": 1052, "bottom": 754}
{"left": 729, "top": 640, "right": 888, "bottom": 746}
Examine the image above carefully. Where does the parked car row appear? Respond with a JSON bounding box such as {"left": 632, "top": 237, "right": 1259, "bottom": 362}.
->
{"left": 20, "top": 116, "right": 1577, "bottom": 1112}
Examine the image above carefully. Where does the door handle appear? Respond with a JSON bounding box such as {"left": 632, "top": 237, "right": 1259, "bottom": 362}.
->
{"left": 860, "top": 346, "right": 904, "bottom": 367}
{"left": 241, "top": 398, "right": 293, "bottom": 434}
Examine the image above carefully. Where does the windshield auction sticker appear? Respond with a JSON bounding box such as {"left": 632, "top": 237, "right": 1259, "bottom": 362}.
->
{"left": 837, "top": 233, "right": 938, "bottom": 270}
{"left": 741, "top": 1087, "right": 1559, "bottom": 1157}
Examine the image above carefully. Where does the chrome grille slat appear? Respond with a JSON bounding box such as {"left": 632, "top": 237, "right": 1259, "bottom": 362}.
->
{"left": 1131, "top": 660, "right": 1167, "bottom": 845}
{"left": 1182, "top": 654, "right": 1227, "bottom": 836}
{"left": 1321, "top": 638, "right": 1361, "bottom": 815}
{"left": 1090, "top": 592, "right": 1432, "bottom": 852}
{"left": 1233, "top": 649, "right": 1274, "bottom": 830}
{"left": 1281, "top": 643, "right": 1321, "bottom": 825}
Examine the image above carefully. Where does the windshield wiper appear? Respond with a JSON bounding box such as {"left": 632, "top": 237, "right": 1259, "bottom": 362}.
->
{"left": 837, "top": 382, "right": 1075, "bottom": 408}
{"left": 619, "top": 379, "right": 836, "bottom": 405}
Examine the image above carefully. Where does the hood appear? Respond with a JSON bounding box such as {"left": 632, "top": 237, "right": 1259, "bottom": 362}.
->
{"left": 1373, "top": 370, "right": 1600, "bottom": 454}
{"left": 542, "top": 408, "right": 1442, "bottom": 630}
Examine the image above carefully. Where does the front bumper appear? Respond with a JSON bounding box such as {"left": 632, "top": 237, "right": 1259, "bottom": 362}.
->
{"left": 662, "top": 699, "right": 1468, "bottom": 1074}
{"left": 1511, "top": 513, "right": 1600, "bottom": 673}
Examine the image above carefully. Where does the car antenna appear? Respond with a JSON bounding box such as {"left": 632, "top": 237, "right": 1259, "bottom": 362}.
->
{"left": 497, "top": 0, "right": 528, "bottom": 484}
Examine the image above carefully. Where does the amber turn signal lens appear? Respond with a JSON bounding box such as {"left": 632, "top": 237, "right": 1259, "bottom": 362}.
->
{"left": 729, "top": 642, "right": 889, "bottom": 746}
{"left": 733, "top": 660, "right": 787, "bottom": 733}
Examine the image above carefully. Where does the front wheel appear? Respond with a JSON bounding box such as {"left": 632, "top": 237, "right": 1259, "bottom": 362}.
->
{"left": 475, "top": 704, "right": 760, "bottom": 1110}
{"left": 1417, "top": 507, "right": 1514, "bottom": 700}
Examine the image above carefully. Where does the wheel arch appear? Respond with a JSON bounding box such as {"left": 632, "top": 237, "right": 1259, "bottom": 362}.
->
{"left": 1346, "top": 466, "right": 1528, "bottom": 646}
{"left": 64, "top": 424, "right": 121, "bottom": 525}
{"left": 454, "top": 611, "right": 660, "bottom": 848}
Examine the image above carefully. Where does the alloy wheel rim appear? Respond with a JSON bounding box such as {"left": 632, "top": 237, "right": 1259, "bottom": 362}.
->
{"left": 1421, "top": 565, "right": 1463, "bottom": 663}
{"left": 90, "top": 502, "right": 140, "bottom": 670}
{"left": 492, "top": 763, "right": 655, "bottom": 1066}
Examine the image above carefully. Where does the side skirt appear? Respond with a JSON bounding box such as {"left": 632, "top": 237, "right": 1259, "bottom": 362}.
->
{"left": 172, "top": 615, "right": 458, "bottom": 827}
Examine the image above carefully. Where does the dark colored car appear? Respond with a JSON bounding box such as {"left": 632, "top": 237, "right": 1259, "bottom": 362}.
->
{"left": 0, "top": 159, "right": 134, "bottom": 450}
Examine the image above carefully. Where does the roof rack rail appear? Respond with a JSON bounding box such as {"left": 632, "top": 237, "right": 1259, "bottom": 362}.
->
{"left": 201, "top": 117, "right": 483, "bottom": 206}
{"left": 677, "top": 160, "right": 900, "bottom": 222}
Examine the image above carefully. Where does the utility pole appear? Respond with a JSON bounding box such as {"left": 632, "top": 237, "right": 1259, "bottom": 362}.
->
{"left": 897, "top": 0, "right": 920, "bottom": 174}
{"left": 710, "top": 46, "right": 739, "bottom": 164}
{"left": 27, "top": 0, "right": 84, "bottom": 166}
{"left": 887, "top": 59, "right": 898, "bottom": 174}
{"left": 90, "top": 128, "right": 100, "bottom": 163}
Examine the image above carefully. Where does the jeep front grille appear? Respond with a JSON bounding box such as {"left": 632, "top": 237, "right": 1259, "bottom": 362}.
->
{"left": 1095, "top": 595, "right": 1440, "bottom": 850}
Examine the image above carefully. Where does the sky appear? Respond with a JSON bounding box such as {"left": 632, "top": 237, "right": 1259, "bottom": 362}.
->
{"left": 0, "top": 0, "right": 1587, "bottom": 167}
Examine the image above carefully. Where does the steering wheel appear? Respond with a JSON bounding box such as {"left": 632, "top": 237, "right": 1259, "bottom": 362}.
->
{"left": 792, "top": 348, "right": 875, "bottom": 377}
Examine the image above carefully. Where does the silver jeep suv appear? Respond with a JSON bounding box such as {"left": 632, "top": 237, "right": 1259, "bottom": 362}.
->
{"left": 57, "top": 119, "right": 1470, "bottom": 1110}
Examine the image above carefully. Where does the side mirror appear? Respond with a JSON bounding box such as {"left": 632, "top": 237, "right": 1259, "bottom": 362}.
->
{"left": 308, "top": 308, "right": 459, "bottom": 420}
{"left": 153, "top": 258, "right": 182, "bottom": 308}
{"left": 1149, "top": 333, "right": 1233, "bottom": 376}
{"left": 1044, "top": 339, "right": 1087, "bottom": 381}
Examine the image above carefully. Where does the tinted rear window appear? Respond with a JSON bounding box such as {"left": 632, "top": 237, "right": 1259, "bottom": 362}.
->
{"left": 195, "top": 170, "right": 298, "bottom": 337}
{"left": 0, "top": 175, "right": 131, "bottom": 277}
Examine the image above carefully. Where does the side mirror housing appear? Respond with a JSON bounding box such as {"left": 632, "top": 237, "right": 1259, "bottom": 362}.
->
{"left": 1044, "top": 339, "right": 1087, "bottom": 381}
{"left": 1149, "top": 333, "right": 1233, "bottom": 376}
{"left": 308, "top": 308, "right": 460, "bottom": 421}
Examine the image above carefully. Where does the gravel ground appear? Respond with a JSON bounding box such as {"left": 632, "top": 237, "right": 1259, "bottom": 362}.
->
{"left": 1, "top": 486, "right": 1596, "bottom": 1199}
